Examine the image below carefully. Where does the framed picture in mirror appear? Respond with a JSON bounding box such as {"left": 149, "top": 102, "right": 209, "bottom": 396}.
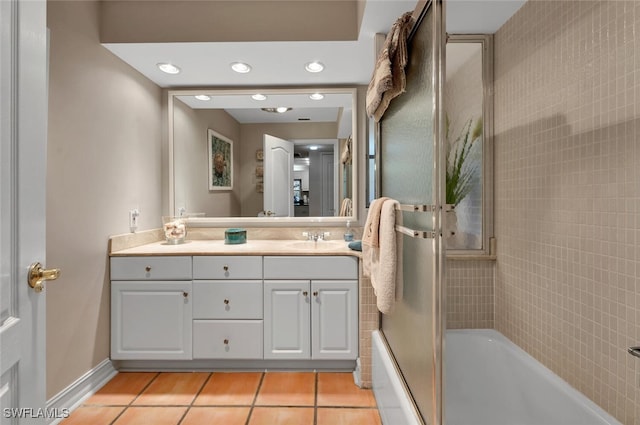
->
{"left": 208, "top": 129, "right": 233, "bottom": 190}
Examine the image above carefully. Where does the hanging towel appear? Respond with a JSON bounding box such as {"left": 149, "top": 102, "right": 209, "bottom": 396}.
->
{"left": 366, "top": 11, "right": 414, "bottom": 122}
{"left": 362, "top": 197, "right": 390, "bottom": 250}
{"left": 362, "top": 198, "right": 403, "bottom": 314}
{"left": 339, "top": 197, "right": 353, "bottom": 217}
{"left": 341, "top": 136, "right": 352, "bottom": 165}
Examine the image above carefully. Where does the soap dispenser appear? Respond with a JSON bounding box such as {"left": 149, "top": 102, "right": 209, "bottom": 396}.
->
{"left": 343, "top": 220, "right": 354, "bottom": 242}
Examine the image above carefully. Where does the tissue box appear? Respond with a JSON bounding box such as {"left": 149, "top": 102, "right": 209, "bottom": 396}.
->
{"left": 225, "top": 228, "right": 247, "bottom": 244}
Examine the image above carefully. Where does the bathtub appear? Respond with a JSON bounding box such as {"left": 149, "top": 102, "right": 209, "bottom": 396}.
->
{"left": 372, "top": 329, "right": 621, "bottom": 425}
{"left": 446, "top": 329, "right": 621, "bottom": 425}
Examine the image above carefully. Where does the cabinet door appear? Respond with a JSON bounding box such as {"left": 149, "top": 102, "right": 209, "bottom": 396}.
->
{"left": 311, "top": 280, "right": 358, "bottom": 360}
{"left": 111, "top": 281, "right": 192, "bottom": 360}
{"left": 263, "top": 280, "right": 310, "bottom": 359}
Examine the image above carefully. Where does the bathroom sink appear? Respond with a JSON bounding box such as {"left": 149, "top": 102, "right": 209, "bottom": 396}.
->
{"left": 284, "top": 240, "right": 348, "bottom": 251}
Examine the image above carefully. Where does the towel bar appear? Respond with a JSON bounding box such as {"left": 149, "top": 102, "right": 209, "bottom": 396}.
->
{"left": 395, "top": 225, "right": 436, "bottom": 239}
{"left": 395, "top": 204, "right": 437, "bottom": 213}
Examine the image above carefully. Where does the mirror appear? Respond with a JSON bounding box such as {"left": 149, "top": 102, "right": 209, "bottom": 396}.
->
{"left": 168, "top": 88, "right": 357, "bottom": 224}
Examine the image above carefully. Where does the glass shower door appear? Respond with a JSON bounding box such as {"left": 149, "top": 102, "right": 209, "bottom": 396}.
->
{"left": 378, "top": 1, "right": 445, "bottom": 424}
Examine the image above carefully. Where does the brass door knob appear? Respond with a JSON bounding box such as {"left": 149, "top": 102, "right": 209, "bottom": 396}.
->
{"left": 28, "top": 262, "right": 60, "bottom": 293}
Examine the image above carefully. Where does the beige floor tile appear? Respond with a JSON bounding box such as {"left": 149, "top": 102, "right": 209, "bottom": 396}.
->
{"left": 180, "top": 407, "right": 250, "bottom": 425}
{"left": 85, "top": 373, "right": 157, "bottom": 406}
{"left": 255, "top": 372, "right": 315, "bottom": 406}
{"left": 61, "top": 406, "right": 125, "bottom": 425}
{"left": 132, "top": 372, "right": 209, "bottom": 406}
{"left": 317, "top": 372, "right": 377, "bottom": 407}
{"left": 316, "top": 407, "right": 382, "bottom": 425}
{"left": 113, "top": 407, "right": 186, "bottom": 425}
{"left": 193, "top": 372, "right": 261, "bottom": 406}
{"left": 248, "top": 407, "right": 314, "bottom": 425}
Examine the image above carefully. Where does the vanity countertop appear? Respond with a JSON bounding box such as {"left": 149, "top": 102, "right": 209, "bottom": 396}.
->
{"left": 110, "top": 239, "right": 360, "bottom": 257}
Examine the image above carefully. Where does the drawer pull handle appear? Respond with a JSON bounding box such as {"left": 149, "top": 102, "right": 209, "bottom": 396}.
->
{"left": 302, "top": 291, "right": 308, "bottom": 297}
{"left": 223, "top": 265, "right": 229, "bottom": 271}
{"left": 223, "top": 339, "right": 229, "bottom": 345}
{"left": 223, "top": 299, "right": 230, "bottom": 305}
{"left": 313, "top": 291, "right": 318, "bottom": 297}
{"left": 183, "top": 291, "right": 188, "bottom": 298}
{"left": 145, "top": 266, "right": 151, "bottom": 272}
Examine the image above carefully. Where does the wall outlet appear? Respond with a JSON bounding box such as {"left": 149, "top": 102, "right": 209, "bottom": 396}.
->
{"left": 129, "top": 209, "right": 139, "bottom": 233}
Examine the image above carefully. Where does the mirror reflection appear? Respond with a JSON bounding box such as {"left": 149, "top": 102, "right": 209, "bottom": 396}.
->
{"left": 170, "top": 89, "right": 356, "bottom": 220}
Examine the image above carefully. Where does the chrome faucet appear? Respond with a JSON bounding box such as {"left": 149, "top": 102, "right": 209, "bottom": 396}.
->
{"left": 303, "top": 231, "right": 330, "bottom": 241}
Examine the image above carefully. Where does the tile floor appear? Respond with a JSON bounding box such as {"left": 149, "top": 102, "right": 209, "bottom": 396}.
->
{"left": 62, "top": 371, "right": 381, "bottom": 425}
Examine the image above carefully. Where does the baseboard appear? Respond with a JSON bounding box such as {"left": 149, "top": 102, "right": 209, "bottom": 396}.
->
{"left": 46, "top": 358, "right": 117, "bottom": 425}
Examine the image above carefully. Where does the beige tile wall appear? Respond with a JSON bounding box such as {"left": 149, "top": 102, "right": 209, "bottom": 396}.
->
{"left": 446, "top": 260, "right": 494, "bottom": 329}
{"left": 494, "top": 1, "right": 640, "bottom": 423}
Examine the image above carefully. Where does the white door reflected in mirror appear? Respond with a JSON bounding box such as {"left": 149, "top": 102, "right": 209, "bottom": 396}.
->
{"left": 263, "top": 134, "right": 294, "bottom": 217}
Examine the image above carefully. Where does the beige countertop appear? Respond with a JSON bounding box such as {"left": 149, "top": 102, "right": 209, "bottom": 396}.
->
{"left": 110, "top": 239, "right": 361, "bottom": 257}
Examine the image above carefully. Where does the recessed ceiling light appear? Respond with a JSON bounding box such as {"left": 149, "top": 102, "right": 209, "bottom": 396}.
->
{"left": 309, "top": 145, "right": 319, "bottom": 150}
{"left": 252, "top": 94, "right": 267, "bottom": 101}
{"left": 261, "top": 107, "right": 292, "bottom": 113}
{"left": 157, "top": 63, "right": 181, "bottom": 74}
{"left": 305, "top": 61, "right": 325, "bottom": 73}
{"left": 195, "top": 95, "right": 211, "bottom": 101}
{"left": 230, "top": 62, "right": 252, "bottom": 73}
{"left": 309, "top": 93, "right": 324, "bottom": 100}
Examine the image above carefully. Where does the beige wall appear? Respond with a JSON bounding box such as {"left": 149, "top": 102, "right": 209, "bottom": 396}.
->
{"left": 173, "top": 99, "right": 241, "bottom": 217}
{"left": 46, "top": 1, "right": 163, "bottom": 398}
{"left": 100, "top": 1, "right": 358, "bottom": 43}
{"left": 494, "top": 1, "right": 640, "bottom": 423}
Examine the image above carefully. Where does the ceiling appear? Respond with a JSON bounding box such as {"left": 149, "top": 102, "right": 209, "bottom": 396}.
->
{"left": 104, "top": 0, "right": 525, "bottom": 124}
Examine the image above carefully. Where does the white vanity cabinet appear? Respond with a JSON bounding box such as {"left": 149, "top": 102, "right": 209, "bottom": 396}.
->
{"left": 263, "top": 256, "right": 358, "bottom": 360}
{"left": 110, "top": 256, "right": 193, "bottom": 360}
{"left": 109, "top": 253, "right": 359, "bottom": 365}
{"left": 192, "top": 256, "right": 263, "bottom": 359}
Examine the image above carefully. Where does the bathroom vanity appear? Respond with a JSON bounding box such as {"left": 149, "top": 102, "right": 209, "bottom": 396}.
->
{"left": 109, "top": 238, "right": 361, "bottom": 371}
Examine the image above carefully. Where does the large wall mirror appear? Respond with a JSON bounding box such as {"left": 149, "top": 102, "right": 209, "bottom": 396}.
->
{"left": 168, "top": 88, "right": 357, "bottom": 225}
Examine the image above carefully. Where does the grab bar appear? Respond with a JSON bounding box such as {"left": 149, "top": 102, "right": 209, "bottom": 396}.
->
{"left": 628, "top": 347, "right": 640, "bottom": 358}
{"left": 395, "top": 225, "right": 436, "bottom": 239}
{"left": 395, "top": 204, "right": 437, "bottom": 213}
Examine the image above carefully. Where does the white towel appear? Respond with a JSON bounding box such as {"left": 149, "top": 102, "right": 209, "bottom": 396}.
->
{"left": 363, "top": 198, "right": 403, "bottom": 314}
{"left": 362, "top": 197, "right": 388, "bottom": 279}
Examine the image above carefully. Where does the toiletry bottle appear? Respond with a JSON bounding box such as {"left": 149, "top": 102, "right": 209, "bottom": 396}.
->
{"left": 343, "top": 220, "right": 354, "bottom": 242}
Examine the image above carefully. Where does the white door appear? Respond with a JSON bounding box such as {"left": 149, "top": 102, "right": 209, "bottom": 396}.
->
{"left": 263, "top": 280, "right": 310, "bottom": 359}
{"left": 111, "top": 282, "right": 193, "bottom": 360}
{"left": 263, "top": 134, "right": 294, "bottom": 217}
{"left": 311, "top": 280, "right": 358, "bottom": 360}
{"left": 0, "top": 0, "right": 50, "bottom": 421}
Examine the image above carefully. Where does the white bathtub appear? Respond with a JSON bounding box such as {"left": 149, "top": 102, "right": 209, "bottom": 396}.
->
{"left": 446, "top": 329, "right": 621, "bottom": 425}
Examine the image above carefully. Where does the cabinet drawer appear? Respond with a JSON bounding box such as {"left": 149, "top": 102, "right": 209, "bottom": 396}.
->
{"left": 193, "top": 281, "right": 263, "bottom": 319}
{"left": 110, "top": 256, "right": 192, "bottom": 280}
{"left": 193, "top": 256, "right": 263, "bottom": 279}
{"left": 193, "top": 320, "right": 263, "bottom": 359}
{"left": 264, "top": 256, "right": 357, "bottom": 279}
